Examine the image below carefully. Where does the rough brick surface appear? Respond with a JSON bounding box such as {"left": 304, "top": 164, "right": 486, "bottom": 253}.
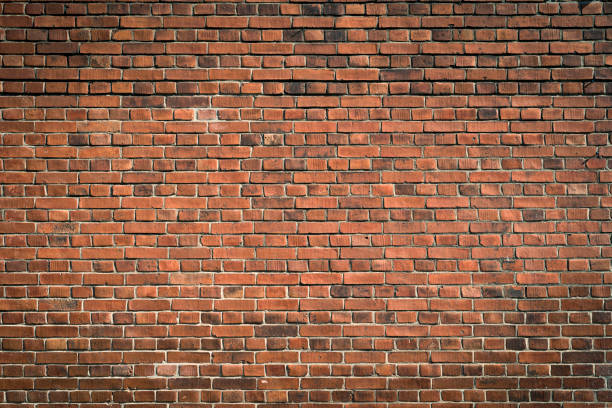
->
{"left": 0, "top": 1, "right": 611, "bottom": 406}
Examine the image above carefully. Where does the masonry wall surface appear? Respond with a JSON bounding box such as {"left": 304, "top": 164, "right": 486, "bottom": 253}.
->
{"left": 0, "top": 1, "right": 611, "bottom": 407}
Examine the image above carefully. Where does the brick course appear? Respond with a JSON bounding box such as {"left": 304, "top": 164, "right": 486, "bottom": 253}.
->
{"left": 0, "top": 1, "right": 611, "bottom": 406}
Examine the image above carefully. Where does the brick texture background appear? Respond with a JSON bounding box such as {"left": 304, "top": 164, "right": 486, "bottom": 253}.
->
{"left": 0, "top": 1, "right": 611, "bottom": 406}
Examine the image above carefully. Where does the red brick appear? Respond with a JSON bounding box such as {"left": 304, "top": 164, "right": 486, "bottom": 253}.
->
{"left": 0, "top": 3, "right": 606, "bottom": 403}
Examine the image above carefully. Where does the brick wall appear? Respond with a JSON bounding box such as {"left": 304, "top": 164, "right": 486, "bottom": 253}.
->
{"left": 0, "top": 1, "right": 611, "bottom": 406}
